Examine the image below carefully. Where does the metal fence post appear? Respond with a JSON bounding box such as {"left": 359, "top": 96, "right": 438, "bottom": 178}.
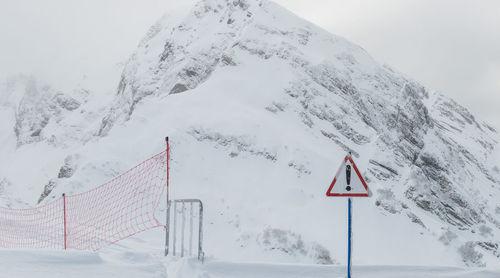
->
{"left": 181, "top": 202, "right": 186, "bottom": 257}
{"left": 164, "top": 137, "right": 171, "bottom": 256}
{"left": 173, "top": 201, "right": 177, "bottom": 256}
{"left": 198, "top": 200, "right": 204, "bottom": 262}
{"left": 165, "top": 200, "right": 171, "bottom": 256}
{"left": 189, "top": 202, "right": 193, "bottom": 256}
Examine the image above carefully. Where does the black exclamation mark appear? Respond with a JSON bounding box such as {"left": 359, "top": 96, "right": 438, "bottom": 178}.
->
{"left": 346, "top": 164, "right": 352, "bottom": 191}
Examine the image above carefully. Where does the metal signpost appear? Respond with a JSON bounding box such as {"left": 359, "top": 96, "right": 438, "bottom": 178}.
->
{"left": 326, "top": 153, "right": 370, "bottom": 278}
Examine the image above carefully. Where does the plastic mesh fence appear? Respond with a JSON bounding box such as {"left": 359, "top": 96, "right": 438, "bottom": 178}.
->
{"left": 0, "top": 200, "right": 64, "bottom": 249}
{"left": 0, "top": 151, "right": 167, "bottom": 251}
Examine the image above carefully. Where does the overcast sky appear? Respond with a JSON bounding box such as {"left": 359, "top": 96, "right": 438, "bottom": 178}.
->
{"left": 0, "top": 0, "right": 499, "bottom": 129}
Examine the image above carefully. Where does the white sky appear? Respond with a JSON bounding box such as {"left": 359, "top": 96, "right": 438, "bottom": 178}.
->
{"left": 0, "top": 0, "right": 499, "bottom": 129}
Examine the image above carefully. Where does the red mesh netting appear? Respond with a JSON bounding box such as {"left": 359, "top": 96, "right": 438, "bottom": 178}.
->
{"left": 0, "top": 150, "right": 168, "bottom": 251}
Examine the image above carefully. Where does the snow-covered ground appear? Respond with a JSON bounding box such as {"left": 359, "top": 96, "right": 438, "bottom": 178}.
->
{"left": 2, "top": 248, "right": 500, "bottom": 278}
{"left": 180, "top": 261, "right": 500, "bottom": 278}
{"left": 0, "top": 249, "right": 165, "bottom": 278}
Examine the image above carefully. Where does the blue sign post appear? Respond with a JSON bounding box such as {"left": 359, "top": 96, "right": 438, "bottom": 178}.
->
{"left": 326, "top": 154, "right": 370, "bottom": 278}
{"left": 347, "top": 198, "right": 352, "bottom": 278}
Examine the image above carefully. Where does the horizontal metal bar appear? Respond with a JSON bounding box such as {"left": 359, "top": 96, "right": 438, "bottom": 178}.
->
{"left": 173, "top": 199, "right": 202, "bottom": 204}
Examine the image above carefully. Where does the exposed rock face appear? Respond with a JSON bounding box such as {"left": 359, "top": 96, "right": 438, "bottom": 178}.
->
{"left": 7, "top": 78, "right": 79, "bottom": 146}
{"left": 189, "top": 128, "right": 278, "bottom": 161}
{"left": 38, "top": 154, "right": 80, "bottom": 204}
{"left": 0, "top": 75, "right": 95, "bottom": 148}
{"left": 257, "top": 227, "right": 335, "bottom": 265}
{"left": 459, "top": 242, "right": 485, "bottom": 267}
{"left": 57, "top": 155, "right": 79, "bottom": 179}
{"left": 37, "top": 180, "right": 57, "bottom": 204}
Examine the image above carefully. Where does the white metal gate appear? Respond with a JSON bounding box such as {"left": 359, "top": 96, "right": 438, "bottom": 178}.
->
{"left": 165, "top": 199, "right": 204, "bottom": 261}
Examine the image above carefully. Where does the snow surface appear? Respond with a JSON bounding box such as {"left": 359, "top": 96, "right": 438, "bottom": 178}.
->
{"left": 1, "top": 248, "right": 499, "bottom": 278}
{"left": 0, "top": 0, "right": 499, "bottom": 274}
{"left": 0, "top": 249, "right": 166, "bottom": 278}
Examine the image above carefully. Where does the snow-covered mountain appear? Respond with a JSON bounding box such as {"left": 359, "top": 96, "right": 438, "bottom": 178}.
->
{"left": 1, "top": 0, "right": 499, "bottom": 268}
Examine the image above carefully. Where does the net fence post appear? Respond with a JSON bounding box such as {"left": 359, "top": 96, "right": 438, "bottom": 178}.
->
{"left": 165, "top": 137, "right": 171, "bottom": 257}
{"left": 62, "top": 193, "right": 67, "bottom": 250}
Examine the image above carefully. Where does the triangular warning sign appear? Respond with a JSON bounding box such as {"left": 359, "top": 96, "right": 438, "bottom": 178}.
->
{"left": 326, "top": 155, "right": 369, "bottom": 197}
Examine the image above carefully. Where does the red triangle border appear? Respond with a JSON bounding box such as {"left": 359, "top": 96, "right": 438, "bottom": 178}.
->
{"left": 326, "top": 155, "right": 369, "bottom": 197}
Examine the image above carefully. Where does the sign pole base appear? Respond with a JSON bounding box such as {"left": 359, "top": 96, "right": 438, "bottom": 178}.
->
{"left": 347, "top": 197, "right": 352, "bottom": 278}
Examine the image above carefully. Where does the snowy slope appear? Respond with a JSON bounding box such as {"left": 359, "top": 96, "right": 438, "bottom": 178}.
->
{"left": 1, "top": 249, "right": 500, "bottom": 278}
{"left": 0, "top": 0, "right": 499, "bottom": 269}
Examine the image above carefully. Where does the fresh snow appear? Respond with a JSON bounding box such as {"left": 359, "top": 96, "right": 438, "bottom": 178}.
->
{"left": 1, "top": 249, "right": 499, "bottom": 278}
{"left": 179, "top": 260, "right": 500, "bottom": 278}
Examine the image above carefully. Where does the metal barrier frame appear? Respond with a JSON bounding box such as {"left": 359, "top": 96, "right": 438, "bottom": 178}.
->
{"left": 165, "top": 199, "right": 204, "bottom": 261}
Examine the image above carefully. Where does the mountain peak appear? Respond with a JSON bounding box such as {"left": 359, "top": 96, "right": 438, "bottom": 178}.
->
{"left": 98, "top": 0, "right": 369, "bottom": 135}
{"left": 194, "top": 0, "right": 264, "bottom": 12}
